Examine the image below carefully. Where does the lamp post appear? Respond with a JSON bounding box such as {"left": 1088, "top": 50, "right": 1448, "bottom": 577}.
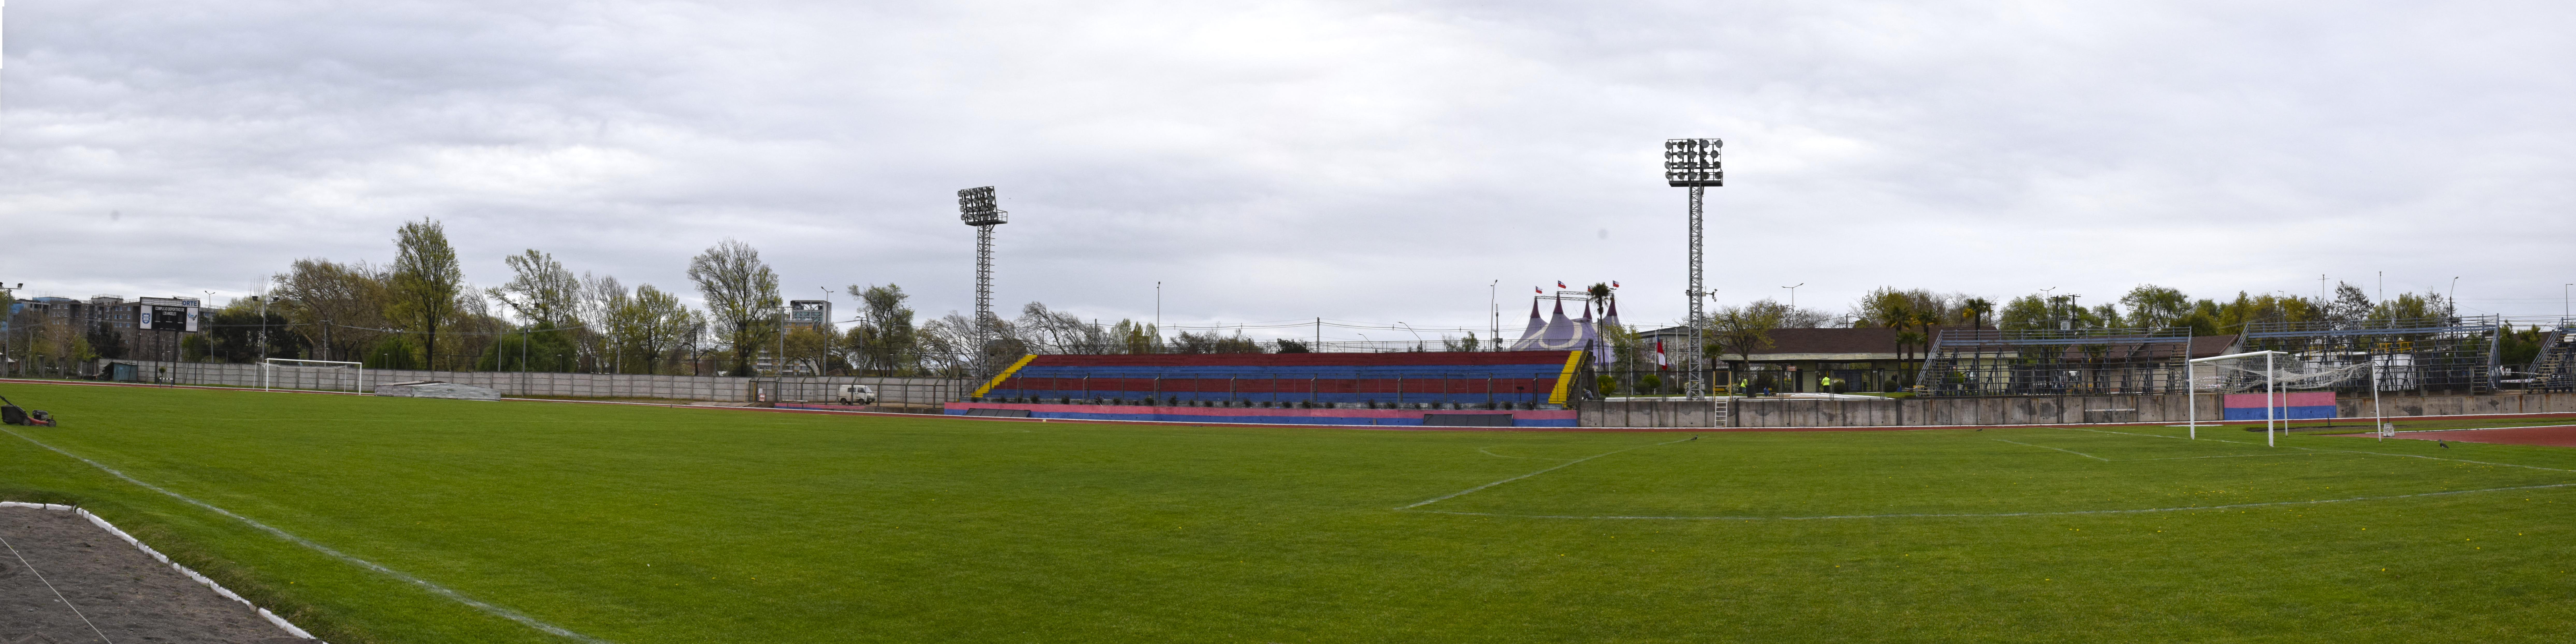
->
{"left": 1663, "top": 138, "right": 1722, "bottom": 399}
{"left": 1782, "top": 283, "right": 1803, "bottom": 311}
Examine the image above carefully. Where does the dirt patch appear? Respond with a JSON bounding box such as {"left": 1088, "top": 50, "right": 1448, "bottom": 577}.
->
{"left": 2, "top": 506, "right": 306, "bottom": 643}
{"left": 2338, "top": 424, "right": 2576, "bottom": 448}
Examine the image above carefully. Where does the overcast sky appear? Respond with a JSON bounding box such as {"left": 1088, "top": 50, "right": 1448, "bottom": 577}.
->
{"left": 4, "top": 1, "right": 2572, "bottom": 341}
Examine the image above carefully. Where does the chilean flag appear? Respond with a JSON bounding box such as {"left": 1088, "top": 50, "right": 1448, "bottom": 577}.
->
{"left": 1533, "top": 286, "right": 1542, "bottom": 294}
{"left": 1655, "top": 340, "right": 1669, "bottom": 369}
{"left": 1556, "top": 281, "right": 1567, "bottom": 289}
{"left": 1612, "top": 281, "right": 1621, "bottom": 289}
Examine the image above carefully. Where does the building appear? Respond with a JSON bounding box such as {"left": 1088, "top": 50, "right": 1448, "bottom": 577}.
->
{"left": 7, "top": 295, "right": 202, "bottom": 362}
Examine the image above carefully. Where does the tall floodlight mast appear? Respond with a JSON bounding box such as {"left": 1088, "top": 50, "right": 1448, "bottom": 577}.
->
{"left": 1663, "top": 139, "right": 1722, "bottom": 399}
{"left": 959, "top": 186, "right": 1009, "bottom": 372}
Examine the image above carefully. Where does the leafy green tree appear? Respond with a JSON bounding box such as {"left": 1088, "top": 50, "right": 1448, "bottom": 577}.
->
{"left": 1997, "top": 295, "right": 2050, "bottom": 330}
{"left": 2118, "top": 285, "right": 2190, "bottom": 330}
{"left": 365, "top": 335, "right": 422, "bottom": 370}
{"left": 388, "top": 219, "right": 466, "bottom": 369}
{"left": 477, "top": 322, "right": 579, "bottom": 372}
{"left": 1706, "top": 302, "right": 1783, "bottom": 387}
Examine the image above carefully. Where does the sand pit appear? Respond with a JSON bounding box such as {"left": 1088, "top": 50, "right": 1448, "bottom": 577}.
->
{"left": 2, "top": 506, "right": 308, "bottom": 643}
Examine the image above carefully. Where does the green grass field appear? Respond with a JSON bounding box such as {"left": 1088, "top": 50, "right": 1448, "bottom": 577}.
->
{"left": 4, "top": 381, "right": 2575, "bottom": 643}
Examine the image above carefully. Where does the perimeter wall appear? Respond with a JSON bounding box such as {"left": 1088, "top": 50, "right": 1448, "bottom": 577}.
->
{"left": 94, "top": 359, "right": 968, "bottom": 407}
{"left": 1583, "top": 393, "right": 2576, "bottom": 428}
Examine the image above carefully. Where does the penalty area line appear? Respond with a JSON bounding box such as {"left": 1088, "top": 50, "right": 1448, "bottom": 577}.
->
{"left": 1402, "top": 481, "right": 2576, "bottom": 521}
{"left": 1398, "top": 437, "right": 1694, "bottom": 510}
{"left": 1, "top": 427, "right": 615, "bottom": 644}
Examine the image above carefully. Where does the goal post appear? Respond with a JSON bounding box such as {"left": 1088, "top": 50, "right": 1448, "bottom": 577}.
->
{"left": 2188, "top": 350, "right": 2385, "bottom": 445}
{"left": 261, "top": 358, "right": 367, "bottom": 394}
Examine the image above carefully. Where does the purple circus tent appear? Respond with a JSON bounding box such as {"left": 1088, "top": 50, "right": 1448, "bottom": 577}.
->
{"left": 1507, "top": 299, "right": 1548, "bottom": 350}
{"left": 1594, "top": 298, "right": 1621, "bottom": 367}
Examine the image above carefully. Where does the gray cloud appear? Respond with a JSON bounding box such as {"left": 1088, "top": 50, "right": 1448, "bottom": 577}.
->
{"left": 4, "top": 1, "right": 2571, "bottom": 340}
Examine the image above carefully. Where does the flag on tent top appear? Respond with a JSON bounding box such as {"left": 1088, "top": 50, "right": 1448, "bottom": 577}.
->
{"left": 1557, "top": 281, "right": 1567, "bottom": 289}
{"left": 1533, "top": 286, "right": 1542, "bottom": 294}
{"left": 1612, "top": 281, "right": 1621, "bottom": 288}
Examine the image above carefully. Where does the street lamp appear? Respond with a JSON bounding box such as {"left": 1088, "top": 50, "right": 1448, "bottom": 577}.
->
{"left": 1663, "top": 138, "right": 1722, "bottom": 399}
{"left": 1782, "top": 283, "right": 1803, "bottom": 311}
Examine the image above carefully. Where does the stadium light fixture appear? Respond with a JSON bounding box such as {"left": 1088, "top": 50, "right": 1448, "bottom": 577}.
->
{"left": 1663, "top": 138, "right": 1721, "bottom": 400}
{"left": 959, "top": 186, "right": 1009, "bottom": 371}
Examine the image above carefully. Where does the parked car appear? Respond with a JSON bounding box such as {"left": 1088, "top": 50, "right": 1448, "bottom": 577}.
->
{"left": 837, "top": 384, "right": 877, "bottom": 405}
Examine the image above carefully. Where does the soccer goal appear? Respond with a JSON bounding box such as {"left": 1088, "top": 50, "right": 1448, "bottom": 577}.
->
{"left": 2187, "top": 350, "right": 2387, "bottom": 445}
{"left": 261, "top": 358, "right": 368, "bottom": 394}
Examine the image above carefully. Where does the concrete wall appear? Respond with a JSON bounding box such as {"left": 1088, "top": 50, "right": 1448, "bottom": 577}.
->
{"left": 1578, "top": 400, "right": 1729, "bottom": 428}
{"left": 1583, "top": 392, "right": 2576, "bottom": 428}
{"left": 102, "top": 359, "right": 969, "bottom": 407}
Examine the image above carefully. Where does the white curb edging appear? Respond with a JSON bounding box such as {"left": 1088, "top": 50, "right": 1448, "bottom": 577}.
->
{"left": 1, "top": 501, "right": 322, "bottom": 641}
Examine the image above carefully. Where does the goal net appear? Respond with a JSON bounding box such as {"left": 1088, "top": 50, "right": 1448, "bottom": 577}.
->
{"left": 261, "top": 359, "right": 367, "bottom": 393}
{"left": 2188, "top": 354, "right": 2373, "bottom": 393}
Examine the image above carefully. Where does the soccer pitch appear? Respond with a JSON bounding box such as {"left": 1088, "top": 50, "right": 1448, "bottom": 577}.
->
{"left": 4, "top": 382, "right": 2574, "bottom": 643}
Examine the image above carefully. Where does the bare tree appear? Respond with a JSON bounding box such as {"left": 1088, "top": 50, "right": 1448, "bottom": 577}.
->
{"left": 1706, "top": 302, "right": 1783, "bottom": 391}
{"left": 488, "top": 250, "right": 581, "bottom": 327}
{"left": 687, "top": 239, "right": 781, "bottom": 376}
{"left": 388, "top": 219, "right": 465, "bottom": 369}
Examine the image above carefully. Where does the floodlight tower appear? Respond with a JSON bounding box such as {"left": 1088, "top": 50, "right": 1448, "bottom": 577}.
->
{"left": 1664, "top": 138, "right": 1722, "bottom": 398}
{"left": 959, "top": 186, "right": 1008, "bottom": 366}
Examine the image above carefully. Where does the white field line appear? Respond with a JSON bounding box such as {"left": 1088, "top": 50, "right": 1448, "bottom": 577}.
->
{"left": 1398, "top": 437, "right": 1694, "bottom": 510}
{"left": 1477, "top": 447, "right": 1561, "bottom": 460}
{"left": 1, "top": 428, "right": 611, "bottom": 644}
{"left": 2135, "top": 453, "right": 2330, "bottom": 461}
{"left": 1405, "top": 482, "right": 2576, "bottom": 521}
{"left": 1989, "top": 439, "right": 2108, "bottom": 462}
{"left": 2049, "top": 425, "right": 2576, "bottom": 473}
{"left": 2053, "top": 426, "right": 2260, "bottom": 445}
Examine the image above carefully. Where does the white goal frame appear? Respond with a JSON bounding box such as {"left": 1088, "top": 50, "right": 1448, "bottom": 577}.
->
{"left": 261, "top": 358, "right": 368, "bottom": 394}
{"left": 2188, "top": 350, "right": 2387, "bottom": 446}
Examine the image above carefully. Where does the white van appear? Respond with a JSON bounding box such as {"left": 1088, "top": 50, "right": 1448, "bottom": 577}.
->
{"left": 836, "top": 384, "right": 878, "bottom": 405}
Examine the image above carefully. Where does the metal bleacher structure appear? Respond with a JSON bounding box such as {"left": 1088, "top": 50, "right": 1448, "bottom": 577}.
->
{"left": 2239, "top": 315, "right": 2504, "bottom": 395}
{"left": 2523, "top": 318, "right": 2576, "bottom": 392}
{"left": 1914, "top": 327, "right": 2199, "bottom": 397}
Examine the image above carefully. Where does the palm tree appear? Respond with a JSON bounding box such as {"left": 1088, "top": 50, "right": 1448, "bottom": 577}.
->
{"left": 1960, "top": 297, "right": 1994, "bottom": 331}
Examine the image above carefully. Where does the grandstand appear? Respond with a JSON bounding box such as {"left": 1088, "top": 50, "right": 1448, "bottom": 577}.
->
{"left": 2240, "top": 316, "right": 2503, "bottom": 395}
{"left": 946, "top": 350, "right": 1586, "bottom": 427}
{"left": 2525, "top": 318, "right": 2575, "bottom": 392}
{"left": 1914, "top": 327, "right": 2232, "bottom": 397}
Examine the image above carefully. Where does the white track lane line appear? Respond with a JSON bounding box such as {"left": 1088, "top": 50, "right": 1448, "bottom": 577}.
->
{"left": 1404, "top": 482, "right": 2576, "bottom": 521}
{"left": 1399, "top": 437, "right": 1694, "bottom": 510}
{"left": 2, "top": 428, "right": 612, "bottom": 644}
{"left": 1989, "top": 439, "right": 2108, "bottom": 461}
